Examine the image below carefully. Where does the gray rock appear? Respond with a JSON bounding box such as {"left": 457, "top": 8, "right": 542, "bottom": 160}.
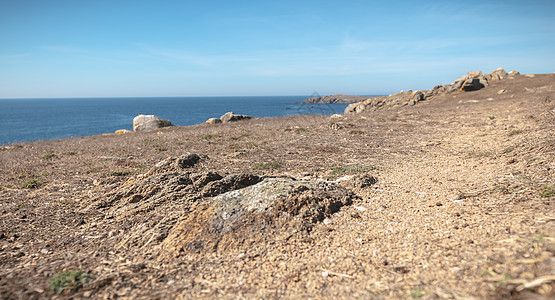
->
{"left": 133, "top": 114, "right": 172, "bottom": 132}
{"left": 220, "top": 112, "right": 253, "bottom": 123}
{"left": 209, "top": 178, "right": 355, "bottom": 234}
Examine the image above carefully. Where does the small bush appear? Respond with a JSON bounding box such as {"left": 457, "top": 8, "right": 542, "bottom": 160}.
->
{"left": 40, "top": 152, "right": 55, "bottom": 159}
{"left": 294, "top": 127, "right": 307, "bottom": 134}
{"left": 253, "top": 162, "right": 281, "bottom": 170}
{"left": 21, "top": 179, "right": 42, "bottom": 189}
{"left": 48, "top": 270, "right": 94, "bottom": 294}
{"left": 539, "top": 184, "right": 554, "bottom": 197}
{"left": 489, "top": 116, "right": 496, "bottom": 120}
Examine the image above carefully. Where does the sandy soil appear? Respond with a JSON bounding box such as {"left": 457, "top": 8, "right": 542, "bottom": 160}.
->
{"left": 1, "top": 73, "right": 554, "bottom": 299}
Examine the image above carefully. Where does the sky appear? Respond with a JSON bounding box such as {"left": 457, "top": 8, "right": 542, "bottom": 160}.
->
{"left": 1, "top": 0, "right": 554, "bottom": 98}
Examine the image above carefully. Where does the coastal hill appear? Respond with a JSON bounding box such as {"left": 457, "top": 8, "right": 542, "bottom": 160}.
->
{"left": 1, "top": 71, "right": 554, "bottom": 299}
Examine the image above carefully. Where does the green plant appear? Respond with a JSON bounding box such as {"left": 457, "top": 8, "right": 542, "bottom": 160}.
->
{"left": 539, "top": 184, "right": 554, "bottom": 197}
{"left": 502, "top": 147, "right": 514, "bottom": 154}
{"left": 246, "top": 142, "right": 259, "bottom": 148}
{"left": 480, "top": 270, "right": 491, "bottom": 276}
{"left": 294, "top": 127, "right": 307, "bottom": 134}
{"left": 48, "top": 271, "right": 93, "bottom": 293}
{"left": 410, "top": 288, "right": 424, "bottom": 298}
{"left": 63, "top": 151, "right": 77, "bottom": 156}
{"left": 108, "top": 170, "right": 132, "bottom": 177}
{"left": 253, "top": 162, "right": 281, "bottom": 170}
{"left": 40, "top": 152, "right": 55, "bottom": 159}
{"left": 508, "top": 129, "right": 522, "bottom": 136}
{"left": 489, "top": 116, "right": 496, "bottom": 120}
{"left": 201, "top": 133, "right": 219, "bottom": 140}
{"left": 154, "top": 145, "right": 167, "bottom": 152}
{"left": 228, "top": 143, "right": 242, "bottom": 151}
{"left": 21, "top": 179, "right": 42, "bottom": 189}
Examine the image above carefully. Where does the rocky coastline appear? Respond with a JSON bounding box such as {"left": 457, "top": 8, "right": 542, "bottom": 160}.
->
{"left": 1, "top": 70, "right": 554, "bottom": 299}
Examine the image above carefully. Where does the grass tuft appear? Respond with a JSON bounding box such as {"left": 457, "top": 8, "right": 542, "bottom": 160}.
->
{"left": 201, "top": 133, "right": 219, "bottom": 140}
{"left": 502, "top": 147, "right": 514, "bottom": 154}
{"left": 253, "top": 162, "right": 281, "bottom": 170}
{"left": 40, "top": 152, "right": 56, "bottom": 159}
{"left": 48, "top": 270, "right": 94, "bottom": 294}
{"left": 539, "top": 184, "right": 554, "bottom": 198}
{"left": 21, "top": 179, "right": 43, "bottom": 189}
{"left": 508, "top": 129, "right": 522, "bottom": 136}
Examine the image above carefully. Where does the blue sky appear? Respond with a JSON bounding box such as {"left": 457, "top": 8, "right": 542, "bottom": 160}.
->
{"left": 1, "top": 0, "right": 554, "bottom": 98}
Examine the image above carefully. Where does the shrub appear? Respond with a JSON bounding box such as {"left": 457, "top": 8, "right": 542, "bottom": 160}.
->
{"left": 48, "top": 270, "right": 94, "bottom": 294}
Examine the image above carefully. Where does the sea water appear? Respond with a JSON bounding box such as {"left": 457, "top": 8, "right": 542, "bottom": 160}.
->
{"left": 0, "top": 96, "right": 350, "bottom": 145}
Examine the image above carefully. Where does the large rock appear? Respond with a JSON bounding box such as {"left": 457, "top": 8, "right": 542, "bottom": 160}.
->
{"left": 133, "top": 114, "right": 172, "bottom": 132}
{"left": 219, "top": 112, "right": 253, "bottom": 123}
{"left": 205, "top": 118, "right": 222, "bottom": 124}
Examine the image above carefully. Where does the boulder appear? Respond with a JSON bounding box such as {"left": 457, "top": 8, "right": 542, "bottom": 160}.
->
{"left": 409, "top": 91, "right": 425, "bottom": 105}
{"left": 220, "top": 112, "right": 253, "bottom": 123}
{"left": 205, "top": 118, "right": 222, "bottom": 124}
{"left": 460, "top": 78, "right": 485, "bottom": 91}
{"left": 133, "top": 114, "right": 172, "bottom": 132}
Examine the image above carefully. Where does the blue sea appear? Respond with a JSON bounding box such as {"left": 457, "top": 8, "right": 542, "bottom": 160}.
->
{"left": 0, "top": 96, "right": 350, "bottom": 145}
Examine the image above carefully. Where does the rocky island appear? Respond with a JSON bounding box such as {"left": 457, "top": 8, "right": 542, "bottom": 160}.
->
{"left": 1, "top": 70, "right": 554, "bottom": 299}
{"left": 303, "top": 94, "right": 371, "bottom": 104}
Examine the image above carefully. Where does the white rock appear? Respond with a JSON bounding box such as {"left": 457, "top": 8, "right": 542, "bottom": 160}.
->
{"left": 133, "top": 114, "right": 172, "bottom": 132}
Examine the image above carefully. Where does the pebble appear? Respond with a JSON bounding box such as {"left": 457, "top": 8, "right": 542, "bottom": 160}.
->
{"left": 40, "top": 248, "right": 49, "bottom": 254}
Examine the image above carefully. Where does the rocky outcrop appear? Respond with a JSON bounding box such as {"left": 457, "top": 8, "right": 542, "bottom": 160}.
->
{"left": 132, "top": 114, "right": 172, "bottom": 132}
{"left": 90, "top": 155, "right": 373, "bottom": 258}
{"left": 160, "top": 177, "right": 359, "bottom": 256}
{"left": 345, "top": 68, "right": 516, "bottom": 114}
{"left": 219, "top": 112, "right": 253, "bottom": 123}
{"left": 304, "top": 94, "right": 370, "bottom": 104}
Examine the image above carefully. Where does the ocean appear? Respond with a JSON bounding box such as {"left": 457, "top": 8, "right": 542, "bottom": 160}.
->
{"left": 0, "top": 96, "right": 350, "bottom": 145}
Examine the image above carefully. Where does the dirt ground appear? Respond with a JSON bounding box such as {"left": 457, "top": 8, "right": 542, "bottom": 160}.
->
{"left": 0, "top": 73, "right": 554, "bottom": 299}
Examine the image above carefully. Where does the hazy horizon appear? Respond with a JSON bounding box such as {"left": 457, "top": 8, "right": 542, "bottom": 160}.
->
{"left": 1, "top": 0, "right": 554, "bottom": 98}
